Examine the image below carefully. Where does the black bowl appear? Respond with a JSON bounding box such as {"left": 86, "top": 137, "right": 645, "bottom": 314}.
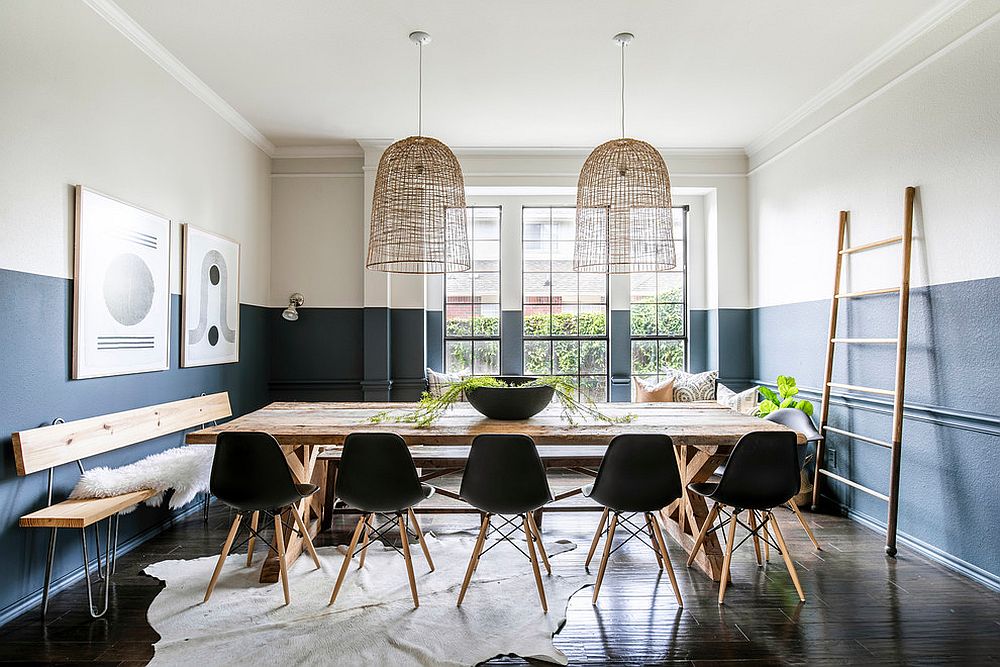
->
{"left": 465, "top": 376, "right": 555, "bottom": 421}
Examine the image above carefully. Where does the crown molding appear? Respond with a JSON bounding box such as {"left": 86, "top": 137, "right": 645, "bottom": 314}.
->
{"left": 82, "top": 0, "right": 276, "bottom": 156}
{"left": 746, "top": 0, "right": 974, "bottom": 159}
{"left": 271, "top": 145, "right": 364, "bottom": 159}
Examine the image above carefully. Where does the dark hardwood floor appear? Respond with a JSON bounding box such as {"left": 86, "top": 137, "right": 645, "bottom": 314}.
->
{"left": 2, "top": 475, "right": 999, "bottom": 665}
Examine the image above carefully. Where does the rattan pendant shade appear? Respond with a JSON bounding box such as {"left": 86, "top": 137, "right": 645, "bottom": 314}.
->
{"left": 574, "top": 33, "right": 676, "bottom": 273}
{"left": 365, "top": 31, "right": 470, "bottom": 274}
{"left": 366, "top": 135, "right": 469, "bottom": 273}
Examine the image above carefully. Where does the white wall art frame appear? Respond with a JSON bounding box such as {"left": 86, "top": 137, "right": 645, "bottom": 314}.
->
{"left": 73, "top": 186, "right": 172, "bottom": 379}
{"left": 181, "top": 224, "right": 240, "bottom": 367}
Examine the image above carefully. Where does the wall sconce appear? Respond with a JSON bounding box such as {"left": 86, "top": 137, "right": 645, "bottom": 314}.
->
{"left": 282, "top": 293, "right": 304, "bottom": 321}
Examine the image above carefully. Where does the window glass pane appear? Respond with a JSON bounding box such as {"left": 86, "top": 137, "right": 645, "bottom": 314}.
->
{"left": 657, "top": 303, "right": 684, "bottom": 337}
{"left": 523, "top": 340, "right": 552, "bottom": 375}
{"left": 523, "top": 305, "right": 550, "bottom": 336}
{"left": 551, "top": 241, "right": 575, "bottom": 272}
{"left": 446, "top": 304, "right": 471, "bottom": 336}
{"left": 551, "top": 305, "right": 578, "bottom": 336}
{"left": 579, "top": 305, "right": 607, "bottom": 336}
{"left": 473, "top": 340, "right": 500, "bottom": 375}
{"left": 578, "top": 273, "right": 608, "bottom": 304}
{"left": 631, "top": 340, "right": 657, "bottom": 376}
{"left": 550, "top": 208, "right": 575, "bottom": 241}
{"left": 446, "top": 341, "right": 472, "bottom": 375}
{"left": 658, "top": 340, "right": 685, "bottom": 373}
{"left": 580, "top": 376, "right": 607, "bottom": 403}
{"left": 473, "top": 303, "right": 500, "bottom": 337}
{"left": 630, "top": 302, "right": 656, "bottom": 336}
{"left": 581, "top": 340, "right": 607, "bottom": 374}
{"left": 553, "top": 340, "right": 578, "bottom": 374}
{"left": 656, "top": 272, "right": 684, "bottom": 302}
{"left": 473, "top": 208, "right": 500, "bottom": 240}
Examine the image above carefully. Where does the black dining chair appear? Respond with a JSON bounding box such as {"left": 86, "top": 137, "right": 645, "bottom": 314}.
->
{"left": 456, "top": 434, "right": 553, "bottom": 612}
{"left": 763, "top": 408, "right": 823, "bottom": 551}
{"left": 583, "top": 434, "right": 684, "bottom": 606}
{"left": 686, "top": 430, "right": 806, "bottom": 604}
{"left": 204, "top": 431, "right": 322, "bottom": 606}
{"left": 328, "top": 432, "right": 435, "bottom": 608}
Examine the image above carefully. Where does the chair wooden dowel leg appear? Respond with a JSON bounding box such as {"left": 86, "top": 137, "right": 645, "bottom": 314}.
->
{"left": 645, "top": 513, "right": 664, "bottom": 570}
{"left": 687, "top": 503, "right": 720, "bottom": 568}
{"left": 523, "top": 515, "right": 548, "bottom": 613}
{"left": 204, "top": 513, "right": 243, "bottom": 603}
{"left": 292, "top": 505, "right": 322, "bottom": 569}
{"left": 592, "top": 513, "right": 618, "bottom": 605}
{"left": 457, "top": 514, "right": 490, "bottom": 607}
{"left": 357, "top": 513, "right": 373, "bottom": 569}
{"left": 651, "top": 513, "right": 683, "bottom": 607}
{"left": 329, "top": 515, "right": 366, "bottom": 606}
{"left": 788, "top": 499, "right": 822, "bottom": 550}
{"left": 748, "top": 510, "right": 762, "bottom": 567}
{"left": 245, "top": 511, "right": 259, "bottom": 567}
{"left": 770, "top": 513, "right": 806, "bottom": 602}
{"left": 526, "top": 512, "right": 551, "bottom": 575}
{"left": 718, "top": 509, "right": 740, "bottom": 605}
{"left": 274, "top": 513, "right": 290, "bottom": 605}
{"left": 398, "top": 515, "right": 419, "bottom": 608}
{"left": 408, "top": 508, "right": 435, "bottom": 572}
{"left": 761, "top": 517, "right": 771, "bottom": 562}
{"left": 585, "top": 508, "right": 609, "bottom": 568}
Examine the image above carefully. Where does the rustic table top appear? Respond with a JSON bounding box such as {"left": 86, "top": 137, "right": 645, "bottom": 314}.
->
{"left": 186, "top": 401, "right": 804, "bottom": 452}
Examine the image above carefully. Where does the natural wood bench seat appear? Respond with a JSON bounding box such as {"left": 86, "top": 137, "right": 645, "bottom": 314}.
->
{"left": 12, "top": 392, "right": 232, "bottom": 619}
{"left": 19, "top": 489, "right": 159, "bottom": 529}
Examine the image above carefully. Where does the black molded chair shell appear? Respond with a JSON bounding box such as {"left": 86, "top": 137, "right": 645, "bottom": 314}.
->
{"left": 459, "top": 434, "right": 552, "bottom": 514}
{"left": 584, "top": 434, "right": 682, "bottom": 512}
{"left": 337, "top": 432, "right": 432, "bottom": 513}
{"left": 764, "top": 408, "right": 821, "bottom": 442}
{"left": 689, "top": 431, "right": 800, "bottom": 510}
{"left": 211, "top": 432, "right": 317, "bottom": 512}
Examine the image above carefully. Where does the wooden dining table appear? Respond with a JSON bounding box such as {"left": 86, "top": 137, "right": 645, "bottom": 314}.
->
{"left": 186, "top": 400, "right": 804, "bottom": 583}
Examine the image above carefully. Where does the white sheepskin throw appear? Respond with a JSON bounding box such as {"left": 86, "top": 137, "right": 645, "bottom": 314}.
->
{"left": 70, "top": 446, "right": 215, "bottom": 512}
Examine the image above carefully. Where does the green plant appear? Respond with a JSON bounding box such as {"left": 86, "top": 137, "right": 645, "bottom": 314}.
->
{"left": 368, "top": 375, "right": 636, "bottom": 428}
{"left": 756, "top": 375, "right": 814, "bottom": 418}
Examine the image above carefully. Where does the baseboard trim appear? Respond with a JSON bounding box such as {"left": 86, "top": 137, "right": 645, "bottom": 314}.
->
{"left": 0, "top": 499, "right": 207, "bottom": 628}
{"left": 823, "top": 496, "right": 1000, "bottom": 594}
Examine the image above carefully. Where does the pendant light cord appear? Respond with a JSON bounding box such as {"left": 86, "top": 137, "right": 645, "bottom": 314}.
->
{"left": 417, "top": 40, "right": 423, "bottom": 136}
{"left": 620, "top": 40, "right": 626, "bottom": 138}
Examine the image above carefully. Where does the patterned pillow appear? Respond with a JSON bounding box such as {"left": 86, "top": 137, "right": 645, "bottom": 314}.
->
{"left": 425, "top": 368, "right": 468, "bottom": 401}
{"left": 633, "top": 377, "right": 674, "bottom": 402}
{"left": 717, "top": 382, "right": 759, "bottom": 416}
{"left": 660, "top": 369, "right": 718, "bottom": 402}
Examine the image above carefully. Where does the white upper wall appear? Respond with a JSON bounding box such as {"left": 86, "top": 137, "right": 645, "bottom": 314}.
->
{"left": 748, "top": 9, "right": 1000, "bottom": 308}
{"left": 0, "top": 0, "right": 271, "bottom": 305}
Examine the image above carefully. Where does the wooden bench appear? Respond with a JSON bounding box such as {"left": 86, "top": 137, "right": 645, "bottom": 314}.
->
{"left": 13, "top": 392, "right": 232, "bottom": 619}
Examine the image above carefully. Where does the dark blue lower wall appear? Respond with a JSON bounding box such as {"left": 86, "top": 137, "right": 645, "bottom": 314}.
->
{"left": 0, "top": 267, "right": 270, "bottom": 623}
{"left": 751, "top": 276, "right": 1000, "bottom": 586}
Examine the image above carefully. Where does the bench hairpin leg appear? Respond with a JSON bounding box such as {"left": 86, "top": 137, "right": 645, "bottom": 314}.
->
{"left": 80, "top": 514, "right": 115, "bottom": 618}
{"left": 40, "top": 527, "right": 58, "bottom": 621}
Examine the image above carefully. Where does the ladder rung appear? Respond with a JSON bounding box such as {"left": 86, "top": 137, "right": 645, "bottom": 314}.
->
{"left": 823, "top": 426, "right": 893, "bottom": 449}
{"left": 827, "top": 382, "right": 895, "bottom": 397}
{"left": 835, "top": 287, "right": 900, "bottom": 299}
{"left": 818, "top": 469, "right": 890, "bottom": 501}
{"left": 831, "top": 338, "right": 898, "bottom": 344}
{"left": 840, "top": 236, "right": 903, "bottom": 254}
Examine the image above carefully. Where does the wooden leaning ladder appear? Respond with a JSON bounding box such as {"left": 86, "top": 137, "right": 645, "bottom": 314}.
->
{"left": 812, "top": 186, "right": 915, "bottom": 557}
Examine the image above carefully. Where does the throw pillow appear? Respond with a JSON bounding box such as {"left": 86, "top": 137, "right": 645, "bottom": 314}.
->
{"left": 717, "top": 382, "right": 760, "bottom": 416}
{"left": 425, "top": 368, "right": 468, "bottom": 401}
{"left": 633, "top": 376, "right": 674, "bottom": 402}
{"left": 660, "top": 369, "right": 719, "bottom": 402}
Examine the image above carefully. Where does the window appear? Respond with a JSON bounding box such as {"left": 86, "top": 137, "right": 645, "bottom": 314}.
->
{"left": 630, "top": 206, "right": 688, "bottom": 384}
{"left": 444, "top": 207, "right": 501, "bottom": 375}
{"left": 521, "top": 207, "right": 609, "bottom": 401}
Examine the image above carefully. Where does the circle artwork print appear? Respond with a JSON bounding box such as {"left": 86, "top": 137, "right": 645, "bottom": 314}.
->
{"left": 208, "top": 326, "right": 219, "bottom": 346}
{"left": 103, "top": 253, "right": 155, "bottom": 326}
{"left": 209, "top": 264, "right": 220, "bottom": 286}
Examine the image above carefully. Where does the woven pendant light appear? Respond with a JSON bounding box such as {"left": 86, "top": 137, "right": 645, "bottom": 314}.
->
{"left": 366, "top": 31, "right": 469, "bottom": 274}
{"left": 574, "top": 33, "right": 675, "bottom": 273}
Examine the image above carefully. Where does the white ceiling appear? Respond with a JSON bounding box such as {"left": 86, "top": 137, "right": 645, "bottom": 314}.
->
{"left": 115, "top": 0, "right": 943, "bottom": 150}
